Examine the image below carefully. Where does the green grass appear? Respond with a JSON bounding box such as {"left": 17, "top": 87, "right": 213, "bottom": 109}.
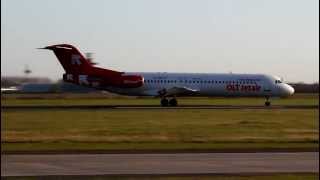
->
{"left": 2, "top": 93, "right": 318, "bottom": 106}
{"left": 2, "top": 174, "right": 319, "bottom": 180}
{"left": 2, "top": 108, "right": 318, "bottom": 152}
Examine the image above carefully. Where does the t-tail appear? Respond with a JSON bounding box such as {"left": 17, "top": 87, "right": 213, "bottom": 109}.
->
{"left": 41, "top": 44, "right": 144, "bottom": 88}
{"left": 40, "top": 44, "right": 94, "bottom": 74}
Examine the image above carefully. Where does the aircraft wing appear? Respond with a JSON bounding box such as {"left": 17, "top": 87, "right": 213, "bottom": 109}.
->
{"left": 161, "top": 86, "right": 200, "bottom": 96}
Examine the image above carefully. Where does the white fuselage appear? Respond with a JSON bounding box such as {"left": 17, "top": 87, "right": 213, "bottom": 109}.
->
{"left": 105, "top": 72, "right": 295, "bottom": 98}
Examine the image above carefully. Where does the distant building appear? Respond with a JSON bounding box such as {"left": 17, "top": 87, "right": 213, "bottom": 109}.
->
{"left": 18, "top": 82, "right": 98, "bottom": 93}
{"left": 20, "top": 83, "right": 54, "bottom": 93}
{"left": 1, "top": 76, "right": 52, "bottom": 87}
{"left": 1, "top": 76, "right": 98, "bottom": 93}
{"left": 289, "top": 83, "right": 319, "bottom": 93}
{"left": 58, "top": 82, "right": 97, "bottom": 93}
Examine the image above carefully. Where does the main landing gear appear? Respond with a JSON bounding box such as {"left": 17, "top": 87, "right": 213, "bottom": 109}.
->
{"left": 161, "top": 97, "right": 178, "bottom": 107}
{"left": 265, "top": 97, "right": 271, "bottom": 106}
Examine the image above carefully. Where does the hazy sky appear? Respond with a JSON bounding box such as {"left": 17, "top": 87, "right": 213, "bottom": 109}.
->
{"left": 1, "top": 0, "right": 319, "bottom": 83}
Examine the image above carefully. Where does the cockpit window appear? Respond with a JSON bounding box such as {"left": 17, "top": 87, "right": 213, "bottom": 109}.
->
{"left": 275, "top": 80, "right": 282, "bottom": 84}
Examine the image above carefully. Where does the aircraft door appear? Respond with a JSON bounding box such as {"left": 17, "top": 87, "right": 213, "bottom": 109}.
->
{"left": 262, "top": 82, "right": 272, "bottom": 97}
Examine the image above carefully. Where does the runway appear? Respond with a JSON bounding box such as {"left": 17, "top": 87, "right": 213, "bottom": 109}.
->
{"left": 1, "top": 104, "right": 318, "bottom": 110}
{"left": 2, "top": 152, "right": 318, "bottom": 176}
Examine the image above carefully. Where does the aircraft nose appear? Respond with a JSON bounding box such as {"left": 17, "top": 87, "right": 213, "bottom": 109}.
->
{"left": 280, "top": 84, "right": 295, "bottom": 97}
{"left": 287, "top": 85, "right": 295, "bottom": 95}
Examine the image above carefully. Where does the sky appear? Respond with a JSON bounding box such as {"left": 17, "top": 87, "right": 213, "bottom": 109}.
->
{"left": 1, "top": 0, "right": 319, "bottom": 83}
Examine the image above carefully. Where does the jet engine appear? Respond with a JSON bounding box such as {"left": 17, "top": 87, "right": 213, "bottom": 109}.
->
{"left": 63, "top": 73, "right": 144, "bottom": 88}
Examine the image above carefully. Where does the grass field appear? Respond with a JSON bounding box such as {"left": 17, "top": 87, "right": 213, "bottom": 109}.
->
{"left": 2, "top": 174, "right": 319, "bottom": 180}
{"left": 1, "top": 93, "right": 318, "bottom": 152}
{"left": 2, "top": 93, "right": 318, "bottom": 106}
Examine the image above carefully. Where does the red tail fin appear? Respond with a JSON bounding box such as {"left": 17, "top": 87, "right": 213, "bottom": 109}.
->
{"left": 42, "top": 44, "right": 92, "bottom": 74}
{"left": 41, "top": 44, "right": 143, "bottom": 89}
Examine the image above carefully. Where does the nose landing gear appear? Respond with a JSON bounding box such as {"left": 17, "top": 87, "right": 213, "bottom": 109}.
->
{"left": 265, "top": 97, "right": 271, "bottom": 106}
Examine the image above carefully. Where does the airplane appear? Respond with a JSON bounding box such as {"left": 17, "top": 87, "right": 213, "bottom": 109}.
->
{"left": 40, "top": 44, "right": 295, "bottom": 106}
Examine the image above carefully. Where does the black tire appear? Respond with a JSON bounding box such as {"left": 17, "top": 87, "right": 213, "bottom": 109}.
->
{"left": 265, "top": 101, "right": 271, "bottom": 106}
{"left": 169, "top": 98, "right": 178, "bottom": 106}
{"left": 161, "top": 98, "right": 169, "bottom": 107}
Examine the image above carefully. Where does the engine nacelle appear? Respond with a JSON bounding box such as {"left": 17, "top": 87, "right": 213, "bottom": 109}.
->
{"left": 63, "top": 73, "right": 144, "bottom": 88}
{"left": 63, "top": 73, "right": 103, "bottom": 88}
{"left": 63, "top": 73, "right": 77, "bottom": 83}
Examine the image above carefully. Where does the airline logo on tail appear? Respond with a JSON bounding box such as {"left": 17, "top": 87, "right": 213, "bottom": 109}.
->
{"left": 71, "top": 54, "right": 82, "bottom": 65}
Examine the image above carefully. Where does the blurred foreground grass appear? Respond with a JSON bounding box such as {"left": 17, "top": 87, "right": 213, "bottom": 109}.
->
{"left": 2, "top": 174, "right": 319, "bottom": 180}
{"left": 2, "top": 108, "right": 318, "bottom": 152}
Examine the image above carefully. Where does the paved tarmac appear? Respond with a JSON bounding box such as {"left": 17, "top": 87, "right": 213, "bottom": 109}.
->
{"left": 2, "top": 152, "right": 318, "bottom": 176}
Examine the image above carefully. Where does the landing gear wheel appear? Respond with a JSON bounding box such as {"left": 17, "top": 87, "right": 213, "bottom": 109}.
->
{"left": 265, "top": 96, "right": 271, "bottom": 106}
{"left": 169, "top": 98, "right": 178, "bottom": 107}
{"left": 161, "top": 98, "right": 169, "bottom": 107}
